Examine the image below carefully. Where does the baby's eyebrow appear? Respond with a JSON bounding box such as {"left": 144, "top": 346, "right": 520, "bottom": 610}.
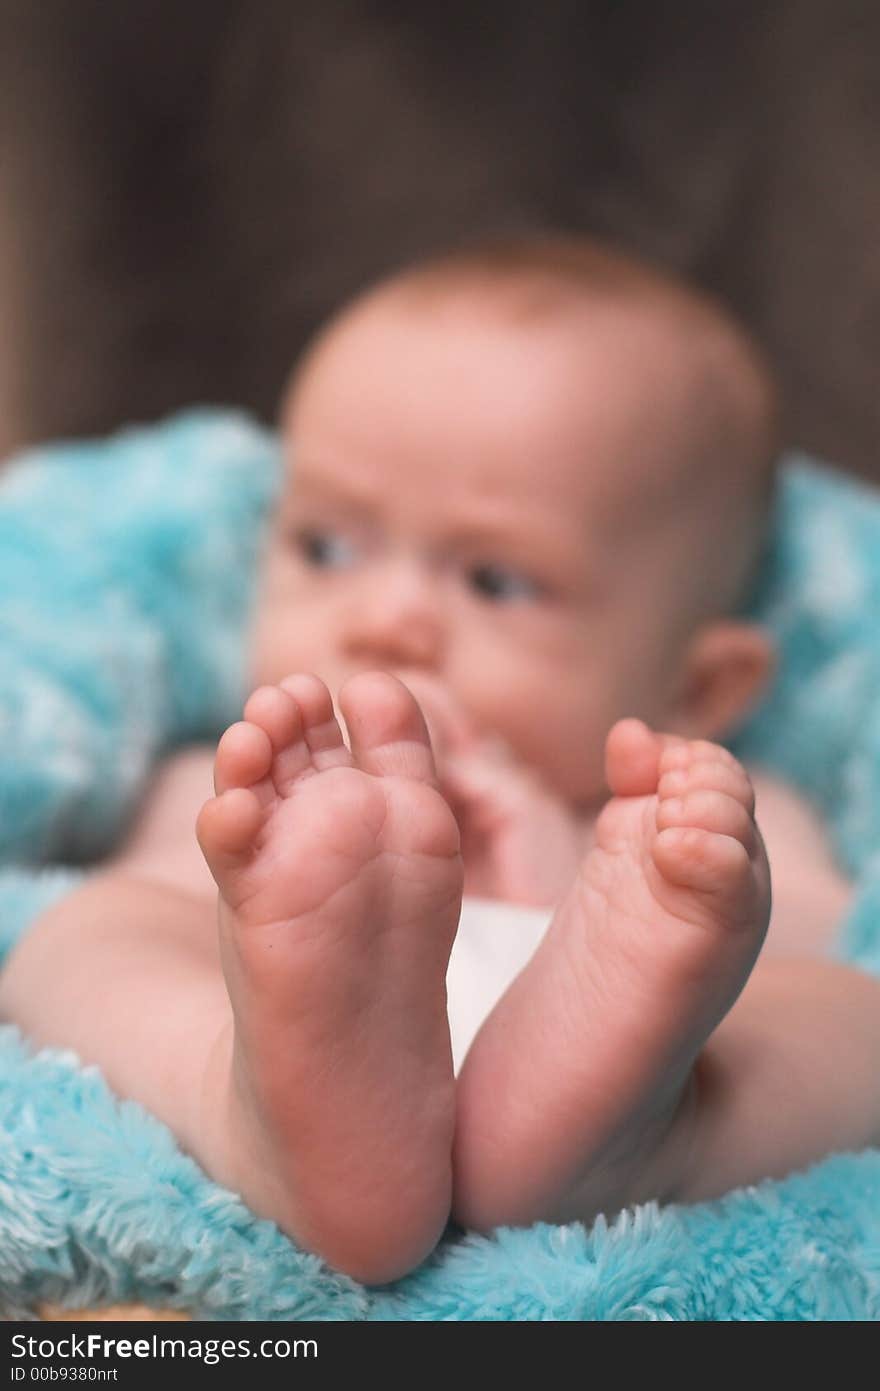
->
{"left": 285, "top": 469, "right": 381, "bottom": 515}
{"left": 449, "top": 510, "right": 583, "bottom": 558}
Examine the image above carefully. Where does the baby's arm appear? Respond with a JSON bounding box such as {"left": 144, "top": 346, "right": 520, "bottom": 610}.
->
{"left": 0, "top": 867, "right": 237, "bottom": 1188}
{"left": 404, "top": 671, "right": 584, "bottom": 905}
{"left": 440, "top": 741, "right": 585, "bottom": 905}
{"left": 0, "top": 748, "right": 247, "bottom": 1223}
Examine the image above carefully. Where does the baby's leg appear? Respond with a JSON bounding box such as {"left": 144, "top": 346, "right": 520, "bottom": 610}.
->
{"left": 455, "top": 722, "right": 880, "bottom": 1230}
{"left": 0, "top": 871, "right": 240, "bottom": 1171}
{"left": 453, "top": 719, "right": 774, "bottom": 1228}
{"left": 0, "top": 673, "right": 464, "bottom": 1284}
{"left": 672, "top": 952, "right": 880, "bottom": 1199}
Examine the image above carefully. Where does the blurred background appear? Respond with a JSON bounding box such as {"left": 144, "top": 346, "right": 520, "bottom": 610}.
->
{"left": 0, "top": 0, "right": 877, "bottom": 477}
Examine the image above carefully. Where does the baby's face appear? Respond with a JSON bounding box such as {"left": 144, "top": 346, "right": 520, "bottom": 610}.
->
{"left": 252, "top": 293, "right": 704, "bottom": 806}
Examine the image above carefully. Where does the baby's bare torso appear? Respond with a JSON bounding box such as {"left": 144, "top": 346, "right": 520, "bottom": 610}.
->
{"left": 111, "top": 744, "right": 851, "bottom": 958}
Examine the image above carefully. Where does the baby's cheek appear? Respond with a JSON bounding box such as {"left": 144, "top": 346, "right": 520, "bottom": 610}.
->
{"left": 246, "top": 619, "right": 274, "bottom": 688}
{"left": 487, "top": 676, "right": 591, "bottom": 796}
{"left": 545, "top": 724, "right": 606, "bottom": 803}
{"left": 523, "top": 678, "right": 610, "bottom": 801}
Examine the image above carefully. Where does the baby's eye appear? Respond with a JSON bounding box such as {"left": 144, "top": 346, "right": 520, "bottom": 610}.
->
{"left": 467, "top": 563, "right": 542, "bottom": 603}
{"left": 293, "top": 527, "right": 360, "bottom": 570}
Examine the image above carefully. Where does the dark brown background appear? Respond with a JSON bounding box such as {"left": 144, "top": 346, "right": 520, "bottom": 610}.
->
{"left": 1, "top": 2, "right": 877, "bottom": 477}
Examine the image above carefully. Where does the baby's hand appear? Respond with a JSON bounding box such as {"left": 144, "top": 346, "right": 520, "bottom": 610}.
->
{"left": 398, "top": 672, "right": 583, "bottom": 907}
{"left": 440, "top": 740, "right": 585, "bottom": 906}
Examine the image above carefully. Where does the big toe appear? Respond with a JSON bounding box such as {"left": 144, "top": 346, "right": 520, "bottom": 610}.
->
{"left": 605, "top": 719, "right": 686, "bottom": 798}
{"left": 340, "top": 672, "right": 439, "bottom": 785}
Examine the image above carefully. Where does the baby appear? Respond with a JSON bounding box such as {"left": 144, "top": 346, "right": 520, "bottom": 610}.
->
{"left": 1, "top": 237, "right": 876, "bottom": 1287}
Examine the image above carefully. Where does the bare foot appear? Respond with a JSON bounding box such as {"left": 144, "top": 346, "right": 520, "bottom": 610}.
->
{"left": 453, "top": 718, "right": 771, "bottom": 1229}
{"left": 196, "top": 672, "right": 463, "bottom": 1283}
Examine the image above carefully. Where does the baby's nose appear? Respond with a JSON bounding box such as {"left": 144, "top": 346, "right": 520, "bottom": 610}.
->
{"left": 343, "top": 565, "right": 445, "bottom": 668}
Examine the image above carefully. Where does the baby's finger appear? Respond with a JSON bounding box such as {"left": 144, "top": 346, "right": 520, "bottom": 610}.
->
{"left": 441, "top": 754, "right": 521, "bottom": 833}
{"left": 447, "top": 747, "right": 553, "bottom": 832}
{"left": 395, "top": 671, "right": 478, "bottom": 759}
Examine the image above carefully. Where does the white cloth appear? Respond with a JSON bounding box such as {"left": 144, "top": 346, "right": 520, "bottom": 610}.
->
{"left": 446, "top": 897, "right": 551, "bottom": 1072}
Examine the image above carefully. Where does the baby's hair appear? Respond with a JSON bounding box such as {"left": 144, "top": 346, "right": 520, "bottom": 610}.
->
{"left": 388, "top": 234, "right": 779, "bottom": 462}
{"left": 385, "top": 234, "right": 780, "bottom": 617}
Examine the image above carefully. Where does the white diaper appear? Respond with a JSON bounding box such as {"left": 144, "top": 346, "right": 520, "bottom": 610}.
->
{"left": 446, "top": 897, "right": 551, "bottom": 1073}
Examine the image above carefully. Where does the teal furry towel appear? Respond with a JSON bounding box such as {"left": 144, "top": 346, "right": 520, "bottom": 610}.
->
{"left": 1, "top": 411, "right": 879, "bottom": 1320}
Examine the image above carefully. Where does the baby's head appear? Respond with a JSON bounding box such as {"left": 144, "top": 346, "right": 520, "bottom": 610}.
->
{"left": 252, "top": 236, "right": 778, "bottom": 807}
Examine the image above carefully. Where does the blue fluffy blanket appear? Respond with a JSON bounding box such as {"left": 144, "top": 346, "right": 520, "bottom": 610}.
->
{"left": 2, "top": 411, "right": 879, "bottom": 1320}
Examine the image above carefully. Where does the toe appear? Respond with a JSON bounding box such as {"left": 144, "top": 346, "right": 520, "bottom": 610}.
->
{"left": 244, "top": 677, "right": 353, "bottom": 789}
{"left": 605, "top": 719, "right": 686, "bottom": 798}
{"left": 659, "top": 739, "right": 739, "bottom": 776}
{"left": 197, "top": 787, "right": 264, "bottom": 881}
{"left": 279, "top": 674, "right": 351, "bottom": 773}
{"left": 340, "top": 672, "right": 438, "bottom": 784}
{"left": 243, "top": 686, "right": 303, "bottom": 752}
{"left": 279, "top": 672, "right": 335, "bottom": 725}
{"left": 214, "top": 721, "right": 274, "bottom": 795}
{"left": 244, "top": 684, "right": 314, "bottom": 792}
{"left": 656, "top": 788, "right": 756, "bottom": 851}
{"left": 652, "top": 826, "right": 753, "bottom": 902}
{"left": 658, "top": 759, "right": 755, "bottom": 815}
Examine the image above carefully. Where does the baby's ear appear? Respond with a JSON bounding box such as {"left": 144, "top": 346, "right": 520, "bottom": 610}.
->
{"left": 673, "top": 621, "right": 775, "bottom": 741}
